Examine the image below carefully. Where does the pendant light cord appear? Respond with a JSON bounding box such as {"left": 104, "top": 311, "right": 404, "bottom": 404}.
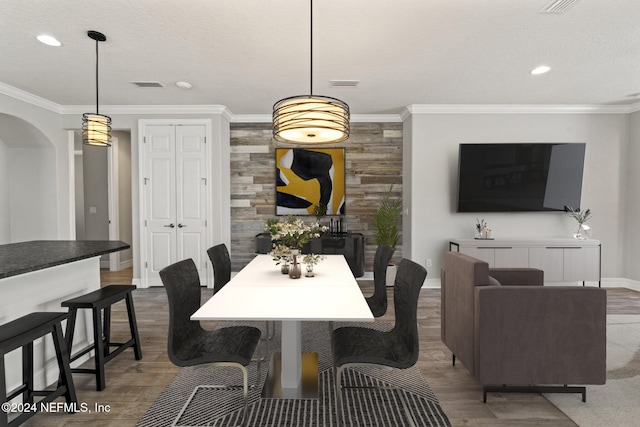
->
{"left": 310, "top": 0, "right": 313, "bottom": 96}
{"left": 95, "top": 37, "right": 100, "bottom": 115}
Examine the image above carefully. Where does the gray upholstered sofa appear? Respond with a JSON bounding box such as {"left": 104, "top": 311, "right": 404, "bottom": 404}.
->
{"left": 441, "top": 251, "right": 606, "bottom": 401}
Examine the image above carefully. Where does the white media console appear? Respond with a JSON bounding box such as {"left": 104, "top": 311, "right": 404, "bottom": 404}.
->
{"left": 449, "top": 238, "right": 601, "bottom": 287}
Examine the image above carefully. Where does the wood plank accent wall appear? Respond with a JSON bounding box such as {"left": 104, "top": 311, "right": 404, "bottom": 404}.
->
{"left": 229, "top": 122, "right": 403, "bottom": 273}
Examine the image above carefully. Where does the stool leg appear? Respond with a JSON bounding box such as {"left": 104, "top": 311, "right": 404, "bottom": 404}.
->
{"left": 92, "top": 308, "right": 106, "bottom": 391}
{"left": 125, "top": 292, "right": 143, "bottom": 360}
{"left": 64, "top": 307, "right": 78, "bottom": 362}
{"left": 1, "top": 351, "right": 7, "bottom": 427}
{"left": 103, "top": 306, "right": 111, "bottom": 357}
{"left": 52, "top": 322, "right": 77, "bottom": 405}
{"left": 22, "top": 342, "right": 34, "bottom": 405}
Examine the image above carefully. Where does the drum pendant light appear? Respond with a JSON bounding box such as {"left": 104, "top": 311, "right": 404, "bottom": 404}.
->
{"left": 273, "top": 0, "right": 350, "bottom": 144}
{"left": 82, "top": 30, "right": 111, "bottom": 147}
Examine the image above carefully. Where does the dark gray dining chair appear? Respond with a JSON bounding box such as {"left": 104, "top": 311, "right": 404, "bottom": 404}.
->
{"left": 366, "top": 244, "right": 395, "bottom": 317}
{"left": 207, "top": 243, "right": 232, "bottom": 295}
{"left": 160, "top": 258, "right": 261, "bottom": 427}
{"left": 331, "top": 258, "right": 427, "bottom": 427}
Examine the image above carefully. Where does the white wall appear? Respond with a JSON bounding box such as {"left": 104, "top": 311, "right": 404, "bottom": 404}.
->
{"left": 8, "top": 148, "right": 57, "bottom": 241}
{"left": 0, "top": 138, "right": 9, "bottom": 243}
{"left": 627, "top": 111, "right": 640, "bottom": 280}
{"left": 406, "top": 112, "right": 629, "bottom": 279}
{"left": 0, "top": 93, "right": 72, "bottom": 239}
{"left": 114, "top": 130, "right": 133, "bottom": 265}
{"left": 0, "top": 112, "right": 59, "bottom": 243}
{"left": 82, "top": 143, "right": 109, "bottom": 241}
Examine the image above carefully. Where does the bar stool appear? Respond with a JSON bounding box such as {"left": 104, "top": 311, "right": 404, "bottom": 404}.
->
{"left": 0, "top": 312, "right": 77, "bottom": 427}
{"left": 61, "top": 285, "right": 142, "bottom": 391}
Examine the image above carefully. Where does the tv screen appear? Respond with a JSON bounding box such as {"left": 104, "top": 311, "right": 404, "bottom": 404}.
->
{"left": 457, "top": 143, "right": 586, "bottom": 212}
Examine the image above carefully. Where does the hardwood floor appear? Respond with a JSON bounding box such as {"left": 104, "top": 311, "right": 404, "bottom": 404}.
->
{"left": 20, "top": 269, "right": 639, "bottom": 426}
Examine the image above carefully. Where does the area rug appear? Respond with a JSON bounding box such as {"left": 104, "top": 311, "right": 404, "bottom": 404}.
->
{"left": 545, "top": 315, "right": 640, "bottom": 427}
{"left": 137, "top": 321, "right": 451, "bottom": 427}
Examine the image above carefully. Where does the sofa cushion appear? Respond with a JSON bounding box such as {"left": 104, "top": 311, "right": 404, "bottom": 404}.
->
{"left": 487, "top": 275, "right": 501, "bottom": 286}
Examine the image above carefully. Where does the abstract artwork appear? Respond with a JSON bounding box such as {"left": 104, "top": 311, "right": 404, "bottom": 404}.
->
{"left": 276, "top": 148, "right": 345, "bottom": 215}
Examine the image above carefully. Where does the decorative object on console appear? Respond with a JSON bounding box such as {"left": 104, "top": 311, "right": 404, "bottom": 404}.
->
{"left": 82, "top": 30, "right": 111, "bottom": 147}
{"left": 565, "top": 206, "right": 591, "bottom": 239}
{"left": 374, "top": 185, "right": 402, "bottom": 285}
{"left": 272, "top": 0, "right": 349, "bottom": 144}
{"left": 474, "top": 219, "right": 493, "bottom": 239}
{"left": 313, "top": 202, "right": 327, "bottom": 222}
{"left": 374, "top": 185, "right": 402, "bottom": 250}
{"left": 276, "top": 148, "right": 346, "bottom": 215}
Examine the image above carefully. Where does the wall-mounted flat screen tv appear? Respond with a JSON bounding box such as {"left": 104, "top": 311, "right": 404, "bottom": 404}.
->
{"left": 457, "top": 143, "right": 586, "bottom": 212}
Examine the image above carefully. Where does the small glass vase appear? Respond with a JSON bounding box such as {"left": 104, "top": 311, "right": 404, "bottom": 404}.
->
{"left": 280, "top": 262, "right": 289, "bottom": 274}
{"left": 288, "top": 249, "right": 301, "bottom": 279}
{"left": 573, "top": 223, "right": 590, "bottom": 240}
{"left": 305, "top": 264, "right": 314, "bottom": 277}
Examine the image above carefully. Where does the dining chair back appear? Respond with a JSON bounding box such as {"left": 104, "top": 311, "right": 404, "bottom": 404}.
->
{"left": 207, "top": 243, "right": 231, "bottom": 295}
{"left": 160, "top": 258, "right": 261, "bottom": 427}
{"left": 366, "top": 244, "right": 394, "bottom": 317}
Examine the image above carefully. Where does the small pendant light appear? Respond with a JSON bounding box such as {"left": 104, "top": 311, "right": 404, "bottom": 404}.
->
{"left": 82, "top": 30, "right": 111, "bottom": 147}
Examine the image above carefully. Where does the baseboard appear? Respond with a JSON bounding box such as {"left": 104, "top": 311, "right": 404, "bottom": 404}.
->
{"left": 602, "top": 277, "right": 640, "bottom": 291}
{"left": 422, "top": 278, "right": 442, "bottom": 289}
{"left": 119, "top": 258, "right": 133, "bottom": 270}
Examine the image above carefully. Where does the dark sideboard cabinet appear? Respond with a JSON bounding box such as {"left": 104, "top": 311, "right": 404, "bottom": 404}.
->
{"left": 255, "top": 232, "right": 365, "bottom": 277}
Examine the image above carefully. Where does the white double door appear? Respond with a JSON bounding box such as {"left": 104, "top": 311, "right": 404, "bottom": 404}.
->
{"left": 143, "top": 124, "right": 208, "bottom": 286}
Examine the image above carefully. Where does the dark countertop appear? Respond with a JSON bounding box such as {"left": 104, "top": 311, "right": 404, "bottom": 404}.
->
{"left": 0, "top": 240, "right": 130, "bottom": 280}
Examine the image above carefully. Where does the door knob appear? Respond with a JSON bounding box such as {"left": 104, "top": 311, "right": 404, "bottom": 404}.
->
{"left": 164, "top": 223, "right": 175, "bottom": 228}
{"left": 177, "top": 223, "right": 186, "bottom": 228}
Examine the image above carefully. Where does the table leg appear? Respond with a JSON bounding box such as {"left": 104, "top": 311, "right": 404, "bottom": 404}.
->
{"left": 281, "top": 320, "right": 302, "bottom": 396}
{"left": 262, "top": 320, "right": 318, "bottom": 399}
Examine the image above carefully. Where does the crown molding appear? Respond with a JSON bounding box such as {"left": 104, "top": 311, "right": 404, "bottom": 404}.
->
{"left": 0, "top": 82, "right": 63, "bottom": 113}
{"left": 59, "top": 104, "right": 231, "bottom": 118}
{"left": 2, "top": 81, "right": 639, "bottom": 120}
{"left": 629, "top": 102, "right": 640, "bottom": 114}
{"left": 402, "top": 104, "right": 635, "bottom": 117}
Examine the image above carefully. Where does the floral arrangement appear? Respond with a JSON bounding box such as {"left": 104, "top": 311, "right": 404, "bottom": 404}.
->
{"left": 302, "top": 253, "right": 325, "bottom": 266}
{"left": 269, "top": 243, "right": 291, "bottom": 265}
{"left": 565, "top": 206, "right": 592, "bottom": 239}
{"left": 565, "top": 206, "right": 591, "bottom": 225}
{"left": 266, "top": 216, "right": 327, "bottom": 249}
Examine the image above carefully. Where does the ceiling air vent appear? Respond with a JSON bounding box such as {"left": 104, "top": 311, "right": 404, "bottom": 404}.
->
{"left": 330, "top": 80, "right": 359, "bottom": 88}
{"left": 131, "top": 81, "right": 164, "bottom": 88}
{"left": 539, "top": 0, "right": 580, "bottom": 14}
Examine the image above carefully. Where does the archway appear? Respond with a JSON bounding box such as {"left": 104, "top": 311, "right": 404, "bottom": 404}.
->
{"left": 0, "top": 114, "right": 57, "bottom": 243}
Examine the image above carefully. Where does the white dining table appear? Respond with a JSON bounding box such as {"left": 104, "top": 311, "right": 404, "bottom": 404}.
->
{"left": 191, "top": 254, "right": 373, "bottom": 398}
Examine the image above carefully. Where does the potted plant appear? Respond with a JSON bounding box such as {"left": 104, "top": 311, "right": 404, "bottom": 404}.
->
{"left": 374, "top": 185, "right": 402, "bottom": 286}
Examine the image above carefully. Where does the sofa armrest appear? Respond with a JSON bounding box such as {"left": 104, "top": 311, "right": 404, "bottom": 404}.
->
{"left": 488, "top": 268, "right": 543, "bottom": 286}
{"left": 474, "top": 286, "right": 606, "bottom": 386}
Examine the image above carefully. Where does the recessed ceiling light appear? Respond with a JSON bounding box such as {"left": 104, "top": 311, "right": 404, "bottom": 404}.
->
{"left": 175, "top": 81, "right": 192, "bottom": 89}
{"left": 36, "top": 34, "right": 62, "bottom": 47}
{"left": 530, "top": 65, "right": 551, "bottom": 75}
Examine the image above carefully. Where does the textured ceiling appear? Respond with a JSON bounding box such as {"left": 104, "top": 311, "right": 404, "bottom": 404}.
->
{"left": 1, "top": 0, "right": 639, "bottom": 115}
